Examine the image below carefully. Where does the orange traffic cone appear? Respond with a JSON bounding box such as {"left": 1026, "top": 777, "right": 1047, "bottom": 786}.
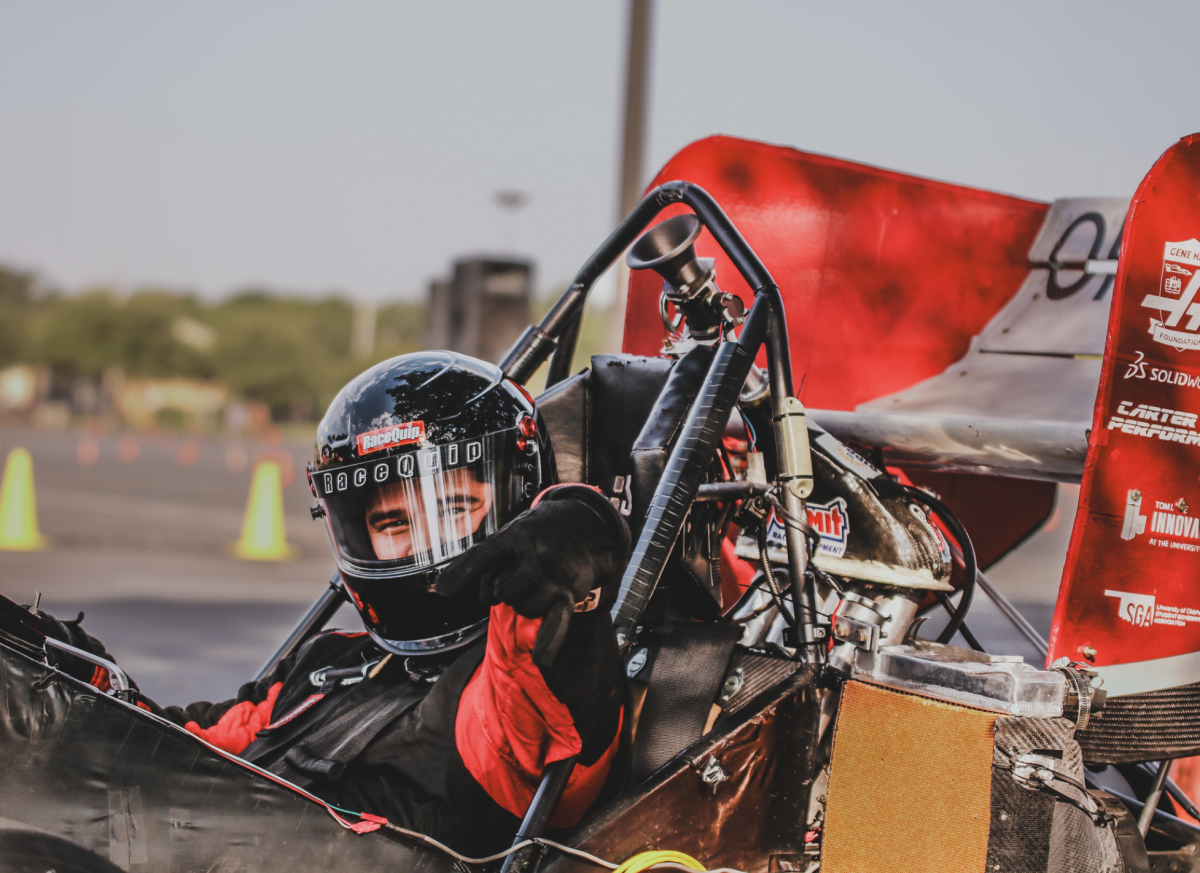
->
{"left": 232, "top": 459, "right": 293, "bottom": 560}
{"left": 0, "top": 447, "right": 48, "bottom": 551}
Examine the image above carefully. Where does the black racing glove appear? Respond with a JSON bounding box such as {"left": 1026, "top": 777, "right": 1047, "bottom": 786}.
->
{"left": 434, "top": 485, "right": 631, "bottom": 668}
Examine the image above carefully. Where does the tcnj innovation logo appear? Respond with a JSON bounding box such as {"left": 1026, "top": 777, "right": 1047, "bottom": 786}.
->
{"left": 1142, "top": 239, "right": 1200, "bottom": 351}
{"left": 1120, "top": 488, "right": 1199, "bottom": 548}
{"left": 1106, "top": 399, "right": 1200, "bottom": 445}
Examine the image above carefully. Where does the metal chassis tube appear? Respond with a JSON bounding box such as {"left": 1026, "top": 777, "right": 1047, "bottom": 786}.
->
{"left": 496, "top": 182, "right": 820, "bottom": 873}
{"left": 500, "top": 180, "right": 817, "bottom": 657}
{"left": 254, "top": 573, "right": 347, "bottom": 683}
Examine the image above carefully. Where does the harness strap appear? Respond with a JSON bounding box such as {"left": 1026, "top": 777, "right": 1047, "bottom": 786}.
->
{"left": 268, "top": 680, "right": 430, "bottom": 787}
{"left": 629, "top": 621, "right": 742, "bottom": 784}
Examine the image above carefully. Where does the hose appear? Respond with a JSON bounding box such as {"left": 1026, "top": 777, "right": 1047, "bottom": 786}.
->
{"left": 757, "top": 525, "right": 795, "bottom": 627}
{"left": 614, "top": 851, "right": 706, "bottom": 873}
{"left": 897, "top": 484, "right": 977, "bottom": 646}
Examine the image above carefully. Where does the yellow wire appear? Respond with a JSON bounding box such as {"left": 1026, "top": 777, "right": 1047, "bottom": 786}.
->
{"left": 613, "top": 850, "right": 706, "bottom": 873}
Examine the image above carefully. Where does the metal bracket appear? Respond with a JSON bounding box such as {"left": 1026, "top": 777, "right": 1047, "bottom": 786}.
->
{"left": 44, "top": 637, "right": 134, "bottom": 702}
{"left": 774, "top": 397, "right": 814, "bottom": 499}
{"left": 719, "top": 667, "right": 744, "bottom": 703}
{"left": 832, "top": 616, "right": 880, "bottom": 651}
{"left": 699, "top": 755, "right": 729, "bottom": 795}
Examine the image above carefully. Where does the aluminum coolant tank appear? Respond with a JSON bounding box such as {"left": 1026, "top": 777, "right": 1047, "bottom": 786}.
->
{"left": 851, "top": 640, "right": 1066, "bottom": 717}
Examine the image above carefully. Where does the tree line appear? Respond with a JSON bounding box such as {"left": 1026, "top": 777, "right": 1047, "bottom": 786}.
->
{"left": 0, "top": 265, "right": 425, "bottom": 422}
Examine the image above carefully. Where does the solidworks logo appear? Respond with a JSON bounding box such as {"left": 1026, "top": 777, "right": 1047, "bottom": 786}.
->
{"left": 1105, "top": 590, "right": 1156, "bottom": 627}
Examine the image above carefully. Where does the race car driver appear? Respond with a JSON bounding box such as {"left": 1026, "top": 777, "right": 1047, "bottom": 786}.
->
{"left": 38, "top": 351, "right": 631, "bottom": 855}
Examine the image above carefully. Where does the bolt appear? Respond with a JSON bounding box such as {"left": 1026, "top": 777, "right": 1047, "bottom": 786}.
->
{"left": 1081, "top": 646, "right": 1097, "bottom": 663}
{"left": 835, "top": 622, "right": 849, "bottom": 637}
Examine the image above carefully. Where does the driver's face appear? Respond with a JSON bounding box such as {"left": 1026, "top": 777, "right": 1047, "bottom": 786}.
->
{"left": 365, "top": 470, "right": 494, "bottom": 560}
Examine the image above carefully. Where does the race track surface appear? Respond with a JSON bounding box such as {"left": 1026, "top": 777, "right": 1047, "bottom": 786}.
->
{"left": 0, "top": 425, "right": 1071, "bottom": 705}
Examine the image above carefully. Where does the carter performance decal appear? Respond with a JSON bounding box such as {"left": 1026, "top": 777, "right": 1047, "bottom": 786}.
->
{"left": 1106, "top": 400, "right": 1200, "bottom": 445}
{"left": 356, "top": 421, "right": 425, "bottom": 455}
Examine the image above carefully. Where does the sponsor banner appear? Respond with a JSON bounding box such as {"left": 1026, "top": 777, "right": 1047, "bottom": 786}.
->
{"left": 1050, "top": 134, "right": 1200, "bottom": 691}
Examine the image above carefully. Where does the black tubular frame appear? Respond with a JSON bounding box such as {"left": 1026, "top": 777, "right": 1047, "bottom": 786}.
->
{"left": 254, "top": 574, "right": 347, "bottom": 683}
{"left": 499, "top": 180, "right": 819, "bottom": 657}
{"left": 897, "top": 485, "right": 978, "bottom": 647}
{"left": 492, "top": 183, "right": 823, "bottom": 872}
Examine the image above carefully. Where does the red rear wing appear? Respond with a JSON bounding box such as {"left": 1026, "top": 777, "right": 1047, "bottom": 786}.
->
{"left": 621, "top": 136, "right": 1064, "bottom": 580}
{"left": 1049, "top": 134, "right": 1200, "bottom": 694}
{"left": 621, "top": 136, "right": 1049, "bottom": 411}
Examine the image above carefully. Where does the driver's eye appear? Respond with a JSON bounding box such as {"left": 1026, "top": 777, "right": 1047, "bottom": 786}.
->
{"left": 371, "top": 514, "right": 409, "bottom": 533}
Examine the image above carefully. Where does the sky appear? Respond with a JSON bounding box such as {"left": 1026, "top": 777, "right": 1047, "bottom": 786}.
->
{"left": 0, "top": 1, "right": 1197, "bottom": 304}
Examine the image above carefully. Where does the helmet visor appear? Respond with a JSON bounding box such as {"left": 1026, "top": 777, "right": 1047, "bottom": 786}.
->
{"left": 315, "top": 429, "right": 521, "bottom": 578}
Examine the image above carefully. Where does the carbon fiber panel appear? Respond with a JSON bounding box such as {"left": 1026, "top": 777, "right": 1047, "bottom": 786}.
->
{"left": 989, "top": 717, "right": 1123, "bottom": 873}
{"left": 1078, "top": 683, "right": 1200, "bottom": 764}
{"left": 720, "top": 648, "right": 805, "bottom": 718}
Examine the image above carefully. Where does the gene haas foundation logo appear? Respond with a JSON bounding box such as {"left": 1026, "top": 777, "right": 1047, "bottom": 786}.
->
{"left": 1106, "top": 400, "right": 1200, "bottom": 445}
{"left": 1141, "top": 239, "right": 1200, "bottom": 351}
{"left": 356, "top": 421, "right": 424, "bottom": 455}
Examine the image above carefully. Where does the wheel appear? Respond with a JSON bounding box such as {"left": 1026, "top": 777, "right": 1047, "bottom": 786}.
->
{"left": 0, "top": 818, "right": 123, "bottom": 873}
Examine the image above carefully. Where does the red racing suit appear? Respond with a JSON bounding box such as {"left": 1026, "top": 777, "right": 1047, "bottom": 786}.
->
{"left": 144, "top": 487, "right": 627, "bottom": 855}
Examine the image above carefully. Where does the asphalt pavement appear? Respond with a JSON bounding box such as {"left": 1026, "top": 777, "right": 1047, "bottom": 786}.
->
{"left": 0, "top": 424, "right": 1076, "bottom": 706}
{"left": 0, "top": 425, "right": 356, "bottom": 704}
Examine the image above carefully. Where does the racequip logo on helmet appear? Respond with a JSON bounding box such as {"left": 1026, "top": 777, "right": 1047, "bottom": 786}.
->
{"left": 356, "top": 421, "right": 424, "bottom": 455}
{"left": 317, "top": 437, "right": 485, "bottom": 497}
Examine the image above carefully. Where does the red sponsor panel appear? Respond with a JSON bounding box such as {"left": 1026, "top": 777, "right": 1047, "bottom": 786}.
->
{"left": 1050, "top": 134, "right": 1200, "bottom": 692}
{"left": 622, "top": 136, "right": 1049, "bottom": 411}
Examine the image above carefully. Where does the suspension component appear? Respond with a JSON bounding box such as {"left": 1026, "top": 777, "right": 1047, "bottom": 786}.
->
{"left": 774, "top": 396, "right": 814, "bottom": 500}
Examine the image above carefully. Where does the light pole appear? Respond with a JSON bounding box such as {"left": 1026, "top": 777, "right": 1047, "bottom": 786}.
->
{"left": 606, "top": 0, "right": 654, "bottom": 354}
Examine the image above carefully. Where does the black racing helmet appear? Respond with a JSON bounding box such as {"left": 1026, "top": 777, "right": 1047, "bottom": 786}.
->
{"left": 309, "top": 351, "right": 554, "bottom": 655}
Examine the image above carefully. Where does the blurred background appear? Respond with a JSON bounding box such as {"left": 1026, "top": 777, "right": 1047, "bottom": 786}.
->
{"left": 1, "top": 0, "right": 1197, "bottom": 705}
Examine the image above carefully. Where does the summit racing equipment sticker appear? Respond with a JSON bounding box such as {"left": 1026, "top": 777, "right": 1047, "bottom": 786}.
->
{"left": 356, "top": 421, "right": 424, "bottom": 455}
{"left": 1141, "top": 239, "right": 1200, "bottom": 351}
{"left": 765, "top": 497, "right": 850, "bottom": 558}
{"left": 1106, "top": 400, "right": 1200, "bottom": 446}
